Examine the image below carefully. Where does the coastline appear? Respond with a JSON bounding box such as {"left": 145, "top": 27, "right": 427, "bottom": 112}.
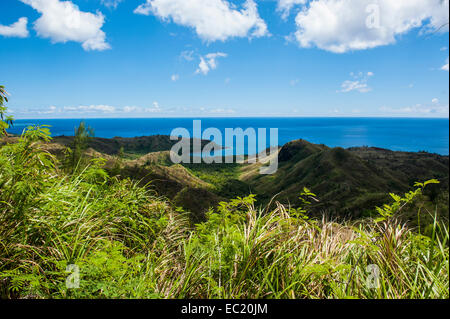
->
{"left": 6, "top": 117, "right": 450, "bottom": 155}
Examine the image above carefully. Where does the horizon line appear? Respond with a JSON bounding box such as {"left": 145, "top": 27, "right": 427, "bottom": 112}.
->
{"left": 12, "top": 116, "right": 450, "bottom": 121}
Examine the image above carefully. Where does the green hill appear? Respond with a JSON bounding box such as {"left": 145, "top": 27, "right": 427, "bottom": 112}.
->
{"left": 51, "top": 134, "right": 222, "bottom": 158}
{"left": 4, "top": 133, "right": 447, "bottom": 222}
{"left": 0, "top": 127, "right": 448, "bottom": 299}
{"left": 242, "top": 139, "right": 449, "bottom": 219}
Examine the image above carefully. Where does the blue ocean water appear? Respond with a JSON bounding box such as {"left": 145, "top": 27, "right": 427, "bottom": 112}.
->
{"left": 8, "top": 117, "right": 450, "bottom": 155}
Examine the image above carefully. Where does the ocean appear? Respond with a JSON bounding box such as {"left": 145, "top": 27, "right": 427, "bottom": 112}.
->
{"left": 8, "top": 117, "right": 450, "bottom": 155}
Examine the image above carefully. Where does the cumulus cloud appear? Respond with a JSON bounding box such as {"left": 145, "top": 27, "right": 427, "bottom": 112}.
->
{"left": 171, "top": 74, "right": 180, "bottom": 81}
{"left": 196, "top": 52, "right": 227, "bottom": 75}
{"left": 338, "top": 72, "right": 373, "bottom": 93}
{"left": 277, "top": 0, "right": 306, "bottom": 19}
{"left": 134, "top": 0, "right": 268, "bottom": 42}
{"left": 293, "top": 0, "right": 449, "bottom": 53}
{"left": 20, "top": 0, "right": 110, "bottom": 51}
{"left": 0, "top": 17, "right": 29, "bottom": 38}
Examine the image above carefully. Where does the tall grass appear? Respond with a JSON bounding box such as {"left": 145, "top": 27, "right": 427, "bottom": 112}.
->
{"left": 0, "top": 126, "right": 448, "bottom": 299}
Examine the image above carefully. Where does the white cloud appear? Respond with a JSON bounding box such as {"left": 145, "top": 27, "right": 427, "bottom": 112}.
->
{"left": 0, "top": 17, "right": 29, "bottom": 38}
{"left": 381, "top": 98, "right": 449, "bottom": 117}
{"left": 134, "top": 0, "right": 268, "bottom": 42}
{"left": 209, "top": 108, "right": 235, "bottom": 114}
{"left": 36, "top": 105, "right": 59, "bottom": 114}
{"left": 180, "top": 50, "right": 195, "bottom": 61}
{"left": 16, "top": 103, "right": 243, "bottom": 117}
{"left": 197, "top": 58, "right": 209, "bottom": 75}
{"left": 101, "top": 0, "right": 123, "bottom": 9}
{"left": 277, "top": 0, "right": 306, "bottom": 19}
{"left": 21, "top": 0, "right": 110, "bottom": 51}
{"left": 196, "top": 52, "right": 227, "bottom": 75}
{"left": 442, "top": 58, "right": 449, "bottom": 71}
{"left": 293, "top": 0, "right": 449, "bottom": 53}
{"left": 171, "top": 74, "right": 180, "bottom": 81}
{"left": 75, "top": 105, "right": 115, "bottom": 112}
{"left": 61, "top": 103, "right": 161, "bottom": 114}
{"left": 145, "top": 101, "right": 162, "bottom": 113}
{"left": 61, "top": 102, "right": 164, "bottom": 114}
{"left": 32, "top": 104, "right": 116, "bottom": 114}
{"left": 144, "top": 108, "right": 161, "bottom": 113}
{"left": 123, "top": 106, "right": 142, "bottom": 113}
{"left": 338, "top": 72, "right": 373, "bottom": 93}
{"left": 340, "top": 81, "right": 371, "bottom": 93}
{"left": 380, "top": 103, "right": 449, "bottom": 116}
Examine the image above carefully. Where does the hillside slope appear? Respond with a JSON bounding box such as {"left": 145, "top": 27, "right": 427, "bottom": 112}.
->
{"left": 3, "top": 134, "right": 446, "bottom": 220}
{"left": 242, "top": 139, "right": 449, "bottom": 217}
{"left": 51, "top": 135, "right": 222, "bottom": 157}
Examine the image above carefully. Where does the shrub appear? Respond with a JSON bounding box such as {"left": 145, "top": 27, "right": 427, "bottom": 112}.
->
{"left": 0, "top": 125, "right": 448, "bottom": 299}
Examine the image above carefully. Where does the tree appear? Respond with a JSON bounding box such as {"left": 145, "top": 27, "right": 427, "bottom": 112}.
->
{"left": 66, "top": 121, "right": 95, "bottom": 172}
{"left": 0, "top": 85, "right": 14, "bottom": 137}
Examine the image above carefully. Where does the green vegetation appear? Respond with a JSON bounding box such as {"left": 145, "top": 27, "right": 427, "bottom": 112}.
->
{"left": 0, "top": 85, "right": 14, "bottom": 137}
{"left": 183, "top": 162, "right": 250, "bottom": 198}
{"left": 183, "top": 162, "right": 241, "bottom": 186}
{"left": 0, "top": 124, "right": 448, "bottom": 299}
{"left": 64, "top": 121, "right": 95, "bottom": 173}
{"left": 0, "top": 90, "right": 448, "bottom": 299}
{"left": 243, "top": 139, "right": 449, "bottom": 221}
{"left": 36, "top": 128, "right": 448, "bottom": 221}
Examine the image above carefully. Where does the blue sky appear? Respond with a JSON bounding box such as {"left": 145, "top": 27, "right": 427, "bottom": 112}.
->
{"left": 0, "top": 0, "right": 449, "bottom": 119}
